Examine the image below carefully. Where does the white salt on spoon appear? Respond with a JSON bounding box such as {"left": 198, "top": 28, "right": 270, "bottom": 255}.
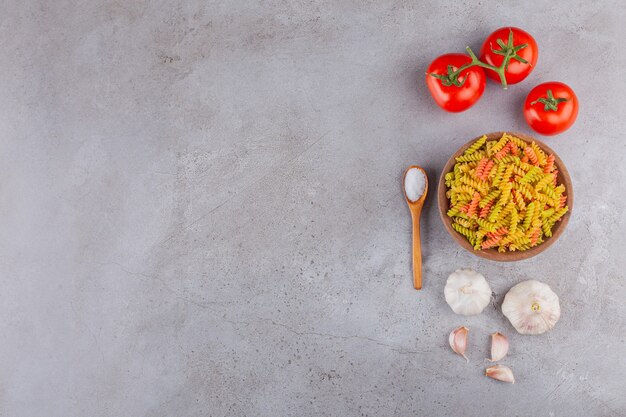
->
{"left": 403, "top": 166, "right": 428, "bottom": 290}
{"left": 404, "top": 167, "right": 427, "bottom": 202}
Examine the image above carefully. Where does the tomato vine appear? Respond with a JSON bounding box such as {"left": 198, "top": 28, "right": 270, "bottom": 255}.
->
{"left": 428, "top": 30, "right": 529, "bottom": 90}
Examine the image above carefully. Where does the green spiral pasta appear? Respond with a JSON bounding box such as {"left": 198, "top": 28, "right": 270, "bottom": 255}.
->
{"left": 496, "top": 182, "right": 513, "bottom": 207}
{"left": 534, "top": 173, "right": 554, "bottom": 192}
{"left": 519, "top": 166, "right": 542, "bottom": 184}
{"left": 522, "top": 201, "right": 536, "bottom": 230}
{"left": 491, "top": 163, "right": 507, "bottom": 188}
{"left": 513, "top": 182, "right": 534, "bottom": 200}
{"left": 542, "top": 185, "right": 562, "bottom": 200}
{"left": 509, "top": 206, "right": 519, "bottom": 233}
{"left": 479, "top": 189, "right": 500, "bottom": 207}
{"left": 452, "top": 223, "right": 476, "bottom": 244}
{"left": 487, "top": 204, "right": 503, "bottom": 223}
{"left": 498, "top": 155, "right": 521, "bottom": 165}
{"left": 548, "top": 207, "right": 568, "bottom": 223}
{"left": 534, "top": 193, "right": 558, "bottom": 207}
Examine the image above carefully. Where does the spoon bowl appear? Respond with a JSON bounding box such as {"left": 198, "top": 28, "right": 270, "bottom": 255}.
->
{"left": 403, "top": 166, "right": 428, "bottom": 290}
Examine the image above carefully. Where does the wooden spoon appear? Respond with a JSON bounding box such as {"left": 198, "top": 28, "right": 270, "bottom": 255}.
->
{"left": 403, "top": 166, "right": 429, "bottom": 290}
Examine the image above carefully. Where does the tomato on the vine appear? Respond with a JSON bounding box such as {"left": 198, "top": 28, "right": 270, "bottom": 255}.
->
{"left": 523, "top": 82, "right": 578, "bottom": 136}
{"left": 425, "top": 54, "right": 486, "bottom": 112}
{"left": 479, "top": 27, "right": 538, "bottom": 85}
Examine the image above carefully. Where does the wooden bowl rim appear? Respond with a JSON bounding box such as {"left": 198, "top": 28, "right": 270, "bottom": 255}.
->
{"left": 437, "top": 131, "right": 573, "bottom": 262}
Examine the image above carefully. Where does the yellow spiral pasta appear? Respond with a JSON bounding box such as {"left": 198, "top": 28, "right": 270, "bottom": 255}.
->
{"left": 445, "top": 133, "right": 569, "bottom": 252}
{"left": 488, "top": 135, "right": 509, "bottom": 156}
{"left": 456, "top": 151, "right": 487, "bottom": 162}
{"left": 479, "top": 189, "right": 500, "bottom": 207}
{"left": 463, "top": 135, "right": 487, "bottom": 156}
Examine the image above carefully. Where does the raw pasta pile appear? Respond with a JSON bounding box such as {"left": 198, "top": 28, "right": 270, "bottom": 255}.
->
{"left": 444, "top": 133, "right": 569, "bottom": 252}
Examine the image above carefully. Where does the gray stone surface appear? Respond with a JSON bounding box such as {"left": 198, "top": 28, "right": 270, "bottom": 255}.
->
{"left": 1, "top": 1, "right": 624, "bottom": 416}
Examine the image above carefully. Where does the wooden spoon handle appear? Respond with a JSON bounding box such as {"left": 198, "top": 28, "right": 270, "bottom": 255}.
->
{"left": 411, "top": 209, "right": 423, "bottom": 290}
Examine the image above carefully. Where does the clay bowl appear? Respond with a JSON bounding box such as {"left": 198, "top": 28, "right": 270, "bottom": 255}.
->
{"left": 437, "top": 132, "right": 573, "bottom": 262}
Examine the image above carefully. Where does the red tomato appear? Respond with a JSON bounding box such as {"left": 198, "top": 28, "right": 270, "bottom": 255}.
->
{"left": 425, "top": 53, "right": 486, "bottom": 112}
{"left": 479, "top": 27, "right": 538, "bottom": 85}
{"left": 523, "top": 82, "right": 578, "bottom": 135}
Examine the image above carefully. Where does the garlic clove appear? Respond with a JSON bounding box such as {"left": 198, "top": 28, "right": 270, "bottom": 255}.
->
{"left": 489, "top": 332, "right": 509, "bottom": 362}
{"left": 449, "top": 326, "right": 469, "bottom": 362}
{"left": 485, "top": 364, "right": 515, "bottom": 383}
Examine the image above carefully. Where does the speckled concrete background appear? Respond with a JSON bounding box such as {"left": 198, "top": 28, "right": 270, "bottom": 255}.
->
{"left": 0, "top": 1, "right": 624, "bottom": 416}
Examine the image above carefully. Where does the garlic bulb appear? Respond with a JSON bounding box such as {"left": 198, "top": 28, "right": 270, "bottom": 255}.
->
{"left": 502, "top": 280, "right": 561, "bottom": 335}
{"left": 444, "top": 269, "right": 492, "bottom": 316}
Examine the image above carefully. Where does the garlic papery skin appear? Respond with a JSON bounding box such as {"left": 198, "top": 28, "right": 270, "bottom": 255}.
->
{"left": 444, "top": 269, "right": 492, "bottom": 316}
{"left": 502, "top": 280, "right": 561, "bottom": 335}
{"left": 489, "top": 332, "right": 509, "bottom": 362}
{"left": 449, "top": 326, "right": 469, "bottom": 362}
{"left": 485, "top": 365, "right": 515, "bottom": 384}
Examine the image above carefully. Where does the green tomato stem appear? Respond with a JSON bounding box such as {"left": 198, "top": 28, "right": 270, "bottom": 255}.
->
{"left": 531, "top": 89, "right": 568, "bottom": 111}
{"left": 428, "top": 29, "right": 529, "bottom": 90}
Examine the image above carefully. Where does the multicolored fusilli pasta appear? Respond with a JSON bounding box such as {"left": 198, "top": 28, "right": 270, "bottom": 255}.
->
{"left": 445, "top": 133, "right": 569, "bottom": 252}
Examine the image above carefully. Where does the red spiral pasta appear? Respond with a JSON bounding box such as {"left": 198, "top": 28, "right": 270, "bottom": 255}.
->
{"left": 481, "top": 235, "right": 503, "bottom": 249}
{"left": 475, "top": 158, "right": 489, "bottom": 179}
{"left": 494, "top": 142, "right": 512, "bottom": 160}
{"left": 544, "top": 154, "right": 555, "bottom": 173}
{"left": 479, "top": 200, "right": 494, "bottom": 218}
{"left": 466, "top": 192, "right": 481, "bottom": 217}
{"left": 479, "top": 160, "right": 495, "bottom": 180}
{"left": 524, "top": 146, "right": 539, "bottom": 165}
{"left": 530, "top": 228, "right": 541, "bottom": 246}
{"left": 487, "top": 227, "right": 509, "bottom": 238}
